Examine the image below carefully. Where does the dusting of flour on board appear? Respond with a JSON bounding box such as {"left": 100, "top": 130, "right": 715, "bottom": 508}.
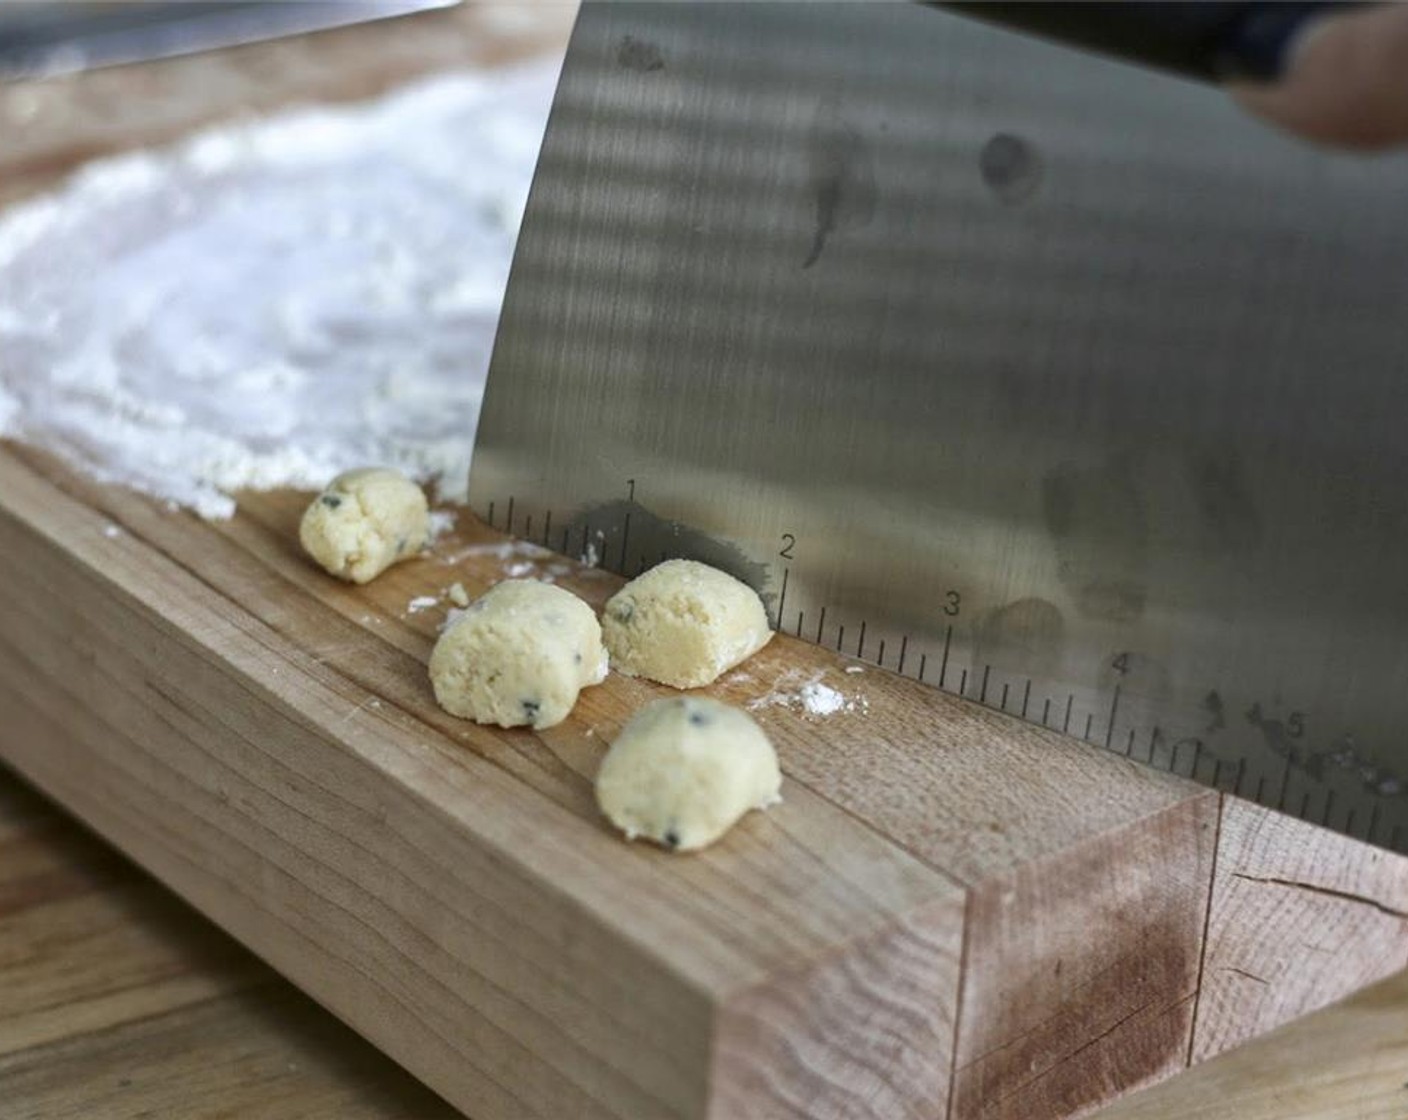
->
{"left": 747, "top": 669, "right": 868, "bottom": 718}
{"left": 0, "top": 63, "right": 559, "bottom": 518}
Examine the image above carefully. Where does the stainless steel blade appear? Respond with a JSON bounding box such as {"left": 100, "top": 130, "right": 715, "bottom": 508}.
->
{"left": 471, "top": 2, "right": 1408, "bottom": 853}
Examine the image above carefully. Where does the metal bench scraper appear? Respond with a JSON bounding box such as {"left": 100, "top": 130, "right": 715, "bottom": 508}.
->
{"left": 472, "top": 2, "right": 1408, "bottom": 853}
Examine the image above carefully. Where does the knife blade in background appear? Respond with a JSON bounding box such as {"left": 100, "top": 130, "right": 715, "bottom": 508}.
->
{"left": 0, "top": 1, "right": 459, "bottom": 80}
{"left": 472, "top": 2, "right": 1408, "bottom": 854}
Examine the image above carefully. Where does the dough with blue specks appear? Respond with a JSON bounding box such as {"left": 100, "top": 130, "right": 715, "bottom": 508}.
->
{"left": 299, "top": 467, "right": 429, "bottom": 584}
{"left": 429, "top": 579, "right": 608, "bottom": 729}
{"left": 602, "top": 560, "right": 772, "bottom": 689}
{"left": 596, "top": 696, "right": 781, "bottom": 851}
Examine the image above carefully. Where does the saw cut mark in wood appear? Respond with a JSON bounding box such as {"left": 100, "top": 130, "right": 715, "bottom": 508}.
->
{"left": 2, "top": 443, "right": 1407, "bottom": 1119}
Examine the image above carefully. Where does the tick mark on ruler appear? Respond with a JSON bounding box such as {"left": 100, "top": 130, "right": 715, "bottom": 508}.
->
{"left": 980, "top": 665, "right": 991, "bottom": 704}
{"left": 1083, "top": 712, "right": 1093, "bottom": 741}
{"left": 1105, "top": 685, "right": 1121, "bottom": 750}
{"left": 940, "top": 626, "right": 952, "bottom": 687}
{"left": 959, "top": 668, "right": 969, "bottom": 695}
{"left": 1021, "top": 680, "right": 1031, "bottom": 719}
{"left": 919, "top": 653, "right": 928, "bottom": 682}
{"left": 1064, "top": 695, "right": 1073, "bottom": 734}
{"left": 898, "top": 635, "right": 909, "bottom": 674}
{"left": 543, "top": 509, "right": 552, "bottom": 547}
{"left": 1000, "top": 682, "right": 1009, "bottom": 710}
{"left": 1042, "top": 697, "right": 1051, "bottom": 725}
{"left": 816, "top": 607, "right": 827, "bottom": 645}
{"left": 857, "top": 621, "right": 867, "bottom": 658}
{"left": 506, "top": 497, "right": 515, "bottom": 534}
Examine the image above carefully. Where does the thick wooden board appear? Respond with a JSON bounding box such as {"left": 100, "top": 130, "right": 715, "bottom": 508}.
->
{"left": 3, "top": 441, "right": 1401, "bottom": 1119}
{"left": 0, "top": 445, "right": 965, "bottom": 1119}
{"left": 7, "top": 767, "right": 1408, "bottom": 1120}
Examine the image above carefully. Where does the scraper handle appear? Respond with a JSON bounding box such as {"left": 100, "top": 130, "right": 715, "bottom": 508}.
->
{"left": 938, "top": 2, "right": 1359, "bottom": 83}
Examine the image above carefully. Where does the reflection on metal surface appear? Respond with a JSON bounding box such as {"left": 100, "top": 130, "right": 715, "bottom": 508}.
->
{"left": 0, "top": 2, "right": 458, "bottom": 79}
{"left": 472, "top": 2, "right": 1408, "bottom": 852}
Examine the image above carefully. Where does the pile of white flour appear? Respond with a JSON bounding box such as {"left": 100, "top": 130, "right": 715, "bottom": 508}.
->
{"left": 0, "top": 61, "right": 558, "bottom": 518}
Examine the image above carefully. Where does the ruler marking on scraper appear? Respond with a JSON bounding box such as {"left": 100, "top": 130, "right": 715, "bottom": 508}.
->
{"left": 1104, "top": 685, "right": 1121, "bottom": 752}
{"left": 471, "top": 2, "right": 1408, "bottom": 852}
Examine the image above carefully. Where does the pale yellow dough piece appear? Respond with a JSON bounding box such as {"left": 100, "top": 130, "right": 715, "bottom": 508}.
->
{"left": 299, "top": 467, "right": 429, "bottom": 584}
{"left": 602, "top": 559, "right": 773, "bottom": 688}
{"left": 596, "top": 697, "right": 781, "bottom": 852}
{"left": 429, "top": 580, "right": 608, "bottom": 729}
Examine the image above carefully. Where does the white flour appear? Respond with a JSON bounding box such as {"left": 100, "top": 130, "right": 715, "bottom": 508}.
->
{"left": 748, "top": 669, "right": 867, "bottom": 717}
{"left": 798, "top": 681, "right": 846, "bottom": 716}
{"left": 0, "top": 61, "right": 558, "bottom": 518}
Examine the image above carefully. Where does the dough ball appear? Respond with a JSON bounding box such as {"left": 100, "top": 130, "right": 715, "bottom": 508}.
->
{"left": 596, "top": 697, "right": 781, "bottom": 852}
{"left": 300, "top": 468, "right": 430, "bottom": 584}
{"left": 429, "top": 580, "right": 608, "bottom": 729}
{"left": 602, "top": 560, "right": 773, "bottom": 689}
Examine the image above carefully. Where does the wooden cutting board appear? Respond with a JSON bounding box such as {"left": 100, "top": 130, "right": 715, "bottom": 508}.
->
{"left": 4, "top": 757, "right": 1406, "bottom": 1120}
{"left": 2, "top": 441, "right": 1406, "bottom": 1120}
{"left": 2, "top": 6, "right": 1407, "bottom": 1118}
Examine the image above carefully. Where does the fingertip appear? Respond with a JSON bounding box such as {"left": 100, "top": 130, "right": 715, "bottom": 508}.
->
{"left": 1229, "top": 5, "right": 1408, "bottom": 151}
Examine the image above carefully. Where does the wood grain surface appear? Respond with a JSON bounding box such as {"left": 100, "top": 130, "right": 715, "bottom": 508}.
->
{"left": 0, "top": 444, "right": 968, "bottom": 1119}
{"left": 0, "top": 771, "right": 461, "bottom": 1119}
{"left": 7, "top": 761, "right": 1408, "bottom": 1120}
{"left": 1191, "top": 799, "right": 1408, "bottom": 1062}
{"left": 2, "top": 443, "right": 1404, "bottom": 1119}
{"left": 3, "top": 4, "right": 1408, "bottom": 1118}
